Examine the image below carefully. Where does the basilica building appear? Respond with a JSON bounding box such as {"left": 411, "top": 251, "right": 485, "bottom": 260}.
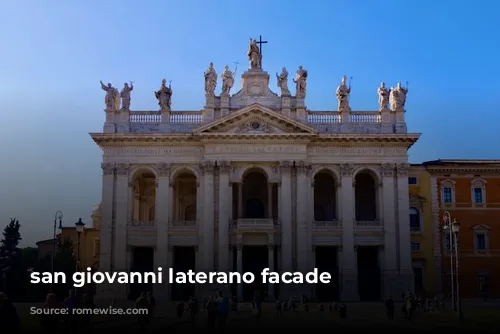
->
{"left": 92, "top": 38, "right": 419, "bottom": 301}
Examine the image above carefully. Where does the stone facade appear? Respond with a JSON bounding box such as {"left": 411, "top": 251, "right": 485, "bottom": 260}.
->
{"left": 91, "top": 46, "right": 419, "bottom": 301}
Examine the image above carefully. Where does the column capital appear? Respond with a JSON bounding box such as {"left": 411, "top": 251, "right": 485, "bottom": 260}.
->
{"left": 115, "top": 163, "right": 130, "bottom": 176}
{"left": 339, "top": 163, "right": 355, "bottom": 177}
{"left": 199, "top": 161, "right": 215, "bottom": 175}
{"left": 218, "top": 161, "right": 231, "bottom": 173}
{"left": 396, "top": 163, "right": 410, "bottom": 177}
{"left": 296, "top": 160, "right": 312, "bottom": 175}
{"left": 156, "top": 163, "right": 171, "bottom": 177}
{"left": 236, "top": 243, "right": 243, "bottom": 250}
{"left": 267, "top": 244, "right": 275, "bottom": 250}
{"left": 279, "top": 160, "right": 292, "bottom": 172}
{"left": 380, "top": 163, "right": 395, "bottom": 177}
{"left": 101, "top": 162, "right": 115, "bottom": 175}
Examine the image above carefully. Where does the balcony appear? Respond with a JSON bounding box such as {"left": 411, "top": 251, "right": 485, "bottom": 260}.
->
{"left": 170, "top": 220, "right": 197, "bottom": 230}
{"left": 232, "top": 218, "right": 278, "bottom": 231}
{"left": 312, "top": 220, "right": 341, "bottom": 230}
{"left": 355, "top": 220, "right": 383, "bottom": 231}
{"left": 128, "top": 220, "right": 156, "bottom": 227}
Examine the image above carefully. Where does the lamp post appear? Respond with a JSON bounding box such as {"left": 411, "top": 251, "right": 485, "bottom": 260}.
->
{"left": 75, "top": 218, "right": 85, "bottom": 272}
{"left": 450, "top": 219, "right": 464, "bottom": 321}
{"left": 51, "top": 211, "right": 63, "bottom": 292}
{"left": 443, "top": 211, "right": 454, "bottom": 310}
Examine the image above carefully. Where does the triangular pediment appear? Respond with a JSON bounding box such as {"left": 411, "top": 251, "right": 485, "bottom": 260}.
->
{"left": 193, "top": 103, "right": 317, "bottom": 135}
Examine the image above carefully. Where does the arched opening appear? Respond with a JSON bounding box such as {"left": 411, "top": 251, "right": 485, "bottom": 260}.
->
{"left": 313, "top": 171, "right": 337, "bottom": 221}
{"left": 242, "top": 170, "right": 269, "bottom": 219}
{"left": 354, "top": 171, "right": 377, "bottom": 221}
{"left": 132, "top": 170, "right": 157, "bottom": 222}
{"left": 409, "top": 207, "right": 420, "bottom": 231}
{"left": 172, "top": 171, "right": 198, "bottom": 224}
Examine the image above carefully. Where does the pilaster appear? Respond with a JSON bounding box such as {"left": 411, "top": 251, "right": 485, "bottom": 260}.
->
{"left": 279, "top": 161, "right": 293, "bottom": 272}
{"left": 114, "top": 163, "right": 129, "bottom": 298}
{"left": 96, "top": 163, "right": 114, "bottom": 300}
{"left": 200, "top": 161, "right": 215, "bottom": 271}
{"left": 396, "top": 163, "right": 414, "bottom": 293}
{"left": 218, "top": 161, "right": 231, "bottom": 272}
{"left": 380, "top": 163, "right": 398, "bottom": 298}
{"left": 295, "top": 161, "right": 311, "bottom": 272}
{"left": 155, "top": 163, "right": 170, "bottom": 300}
{"left": 339, "top": 163, "right": 359, "bottom": 301}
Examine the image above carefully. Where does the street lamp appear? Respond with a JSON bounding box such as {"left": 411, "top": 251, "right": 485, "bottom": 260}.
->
{"left": 75, "top": 218, "right": 85, "bottom": 272}
{"left": 442, "top": 211, "right": 454, "bottom": 310}
{"left": 51, "top": 211, "right": 63, "bottom": 292}
{"left": 443, "top": 211, "right": 464, "bottom": 321}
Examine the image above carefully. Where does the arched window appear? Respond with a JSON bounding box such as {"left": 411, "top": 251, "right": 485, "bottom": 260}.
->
{"left": 409, "top": 207, "right": 420, "bottom": 232}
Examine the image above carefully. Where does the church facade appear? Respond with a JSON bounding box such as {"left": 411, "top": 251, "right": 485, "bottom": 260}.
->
{"left": 92, "top": 39, "right": 419, "bottom": 301}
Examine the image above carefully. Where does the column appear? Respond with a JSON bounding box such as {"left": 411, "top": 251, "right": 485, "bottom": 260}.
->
{"left": 279, "top": 161, "right": 293, "bottom": 298}
{"left": 236, "top": 243, "right": 243, "bottom": 300}
{"left": 97, "top": 163, "right": 114, "bottom": 300}
{"left": 396, "top": 163, "right": 414, "bottom": 292}
{"left": 237, "top": 182, "right": 243, "bottom": 218}
{"left": 267, "top": 183, "right": 273, "bottom": 218}
{"left": 295, "top": 162, "right": 310, "bottom": 272}
{"left": 155, "top": 163, "right": 170, "bottom": 300}
{"left": 380, "top": 163, "right": 398, "bottom": 298}
{"left": 114, "top": 163, "right": 129, "bottom": 299}
{"left": 279, "top": 161, "right": 293, "bottom": 272}
{"left": 267, "top": 244, "right": 275, "bottom": 300}
{"left": 311, "top": 246, "right": 317, "bottom": 299}
{"left": 339, "top": 164, "right": 359, "bottom": 301}
{"left": 201, "top": 161, "right": 215, "bottom": 271}
{"left": 218, "top": 162, "right": 231, "bottom": 272}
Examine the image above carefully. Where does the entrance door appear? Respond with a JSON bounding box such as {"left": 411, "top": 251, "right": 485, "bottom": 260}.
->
{"left": 242, "top": 246, "right": 268, "bottom": 301}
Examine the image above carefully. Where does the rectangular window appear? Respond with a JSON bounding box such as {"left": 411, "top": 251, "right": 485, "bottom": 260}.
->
{"left": 475, "top": 233, "right": 486, "bottom": 250}
{"left": 443, "top": 188, "right": 452, "bottom": 203}
{"left": 408, "top": 177, "right": 418, "bottom": 185}
{"left": 477, "top": 274, "right": 490, "bottom": 293}
{"left": 411, "top": 242, "right": 420, "bottom": 251}
{"left": 474, "top": 188, "right": 483, "bottom": 203}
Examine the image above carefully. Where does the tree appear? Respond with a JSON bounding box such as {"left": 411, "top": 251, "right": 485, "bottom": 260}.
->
{"left": 0, "top": 218, "right": 22, "bottom": 295}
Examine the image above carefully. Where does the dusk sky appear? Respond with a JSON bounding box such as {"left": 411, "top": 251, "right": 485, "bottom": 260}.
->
{"left": 1, "top": 0, "right": 499, "bottom": 246}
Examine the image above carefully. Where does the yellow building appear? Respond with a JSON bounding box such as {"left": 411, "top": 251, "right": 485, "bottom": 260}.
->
{"left": 408, "top": 164, "right": 434, "bottom": 296}
{"left": 60, "top": 203, "right": 102, "bottom": 271}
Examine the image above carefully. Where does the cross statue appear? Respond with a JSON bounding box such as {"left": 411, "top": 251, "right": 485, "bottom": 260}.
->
{"left": 256, "top": 35, "right": 268, "bottom": 56}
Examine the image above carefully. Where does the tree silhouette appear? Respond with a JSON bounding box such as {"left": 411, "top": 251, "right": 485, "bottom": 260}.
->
{"left": 0, "top": 219, "right": 22, "bottom": 296}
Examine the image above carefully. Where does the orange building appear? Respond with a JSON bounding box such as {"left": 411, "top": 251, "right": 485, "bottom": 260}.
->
{"left": 424, "top": 159, "right": 500, "bottom": 298}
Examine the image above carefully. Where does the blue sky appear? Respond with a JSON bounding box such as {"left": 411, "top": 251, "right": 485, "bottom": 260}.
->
{"left": 1, "top": 0, "right": 499, "bottom": 246}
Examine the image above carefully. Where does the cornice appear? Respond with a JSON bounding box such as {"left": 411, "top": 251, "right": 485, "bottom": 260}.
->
{"left": 426, "top": 166, "right": 500, "bottom": 174}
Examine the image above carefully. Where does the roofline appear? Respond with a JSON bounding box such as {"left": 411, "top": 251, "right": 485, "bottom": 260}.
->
{"left": 36, "top": 238, "right": 55, "bottom": 245}
{"left": 422, "top": 159, "right": 500, "bottom": 165}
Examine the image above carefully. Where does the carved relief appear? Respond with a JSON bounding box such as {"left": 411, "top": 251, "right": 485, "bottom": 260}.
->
{"left": 380, "top": 163, "right": 395, "bottom": 177}
{"left": 103, "top": 147, "right": 203, "bottom": 158}
{"left": 156, "top": 163, "right": 171, "bottom": 177}
{"left": 339, "top": 164, "right": 355, "bottom": 177}
{"left": 101, "top": 162, "right": 114, "bottom": 175}
{"left": 396, "top": 163, "right": 410, "bottom": 176}
{"left": 308, "top": 147, "right": 407, "bottom": 156}
{"left": 115, "top": 163, "right": 130, "bottom": 176}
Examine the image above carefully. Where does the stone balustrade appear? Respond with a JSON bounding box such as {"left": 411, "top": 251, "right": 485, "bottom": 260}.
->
{"left": 312, "top": 220, "right": 341, "bottom": 229}
{"left": 121, "top": 110, "right": 388, "bottom": 125}
{"left": 233, "top": 218, "right": 277, "bottom": 230}
{"left": 170, "top": 220, "right": 197, "bottom": 229}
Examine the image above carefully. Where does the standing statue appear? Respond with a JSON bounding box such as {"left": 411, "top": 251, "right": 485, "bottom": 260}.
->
{"left": 293, "top": 66, "right": 307, "bottom": 98}
{"left": 389, "top": 82, "right": 409, "bottom": 111}
{"left": 120, "top": 82, "right": 134, "bottom": 110}
{"left": 204, "top": 62, "right": 217, "bottom": 95}
{"left": 247, "top": 39, "right": 261, "bottom": 70}
{"left": 221, "top": 65, "right": 235, "bottom": 95}
{"left": 276, "top": 67, "right": 290, "bottom": 96}
{"left": 377, "top": 82, "right": 389, "bottom": 111}
{"left": 155, "top": 79, "right": 172, "bottom": 110}
{"left": 336, "top": 75, "right": 351, "bottom": 111}
{"left": 100, "top": 81, "right": 120, "bottom": 111}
